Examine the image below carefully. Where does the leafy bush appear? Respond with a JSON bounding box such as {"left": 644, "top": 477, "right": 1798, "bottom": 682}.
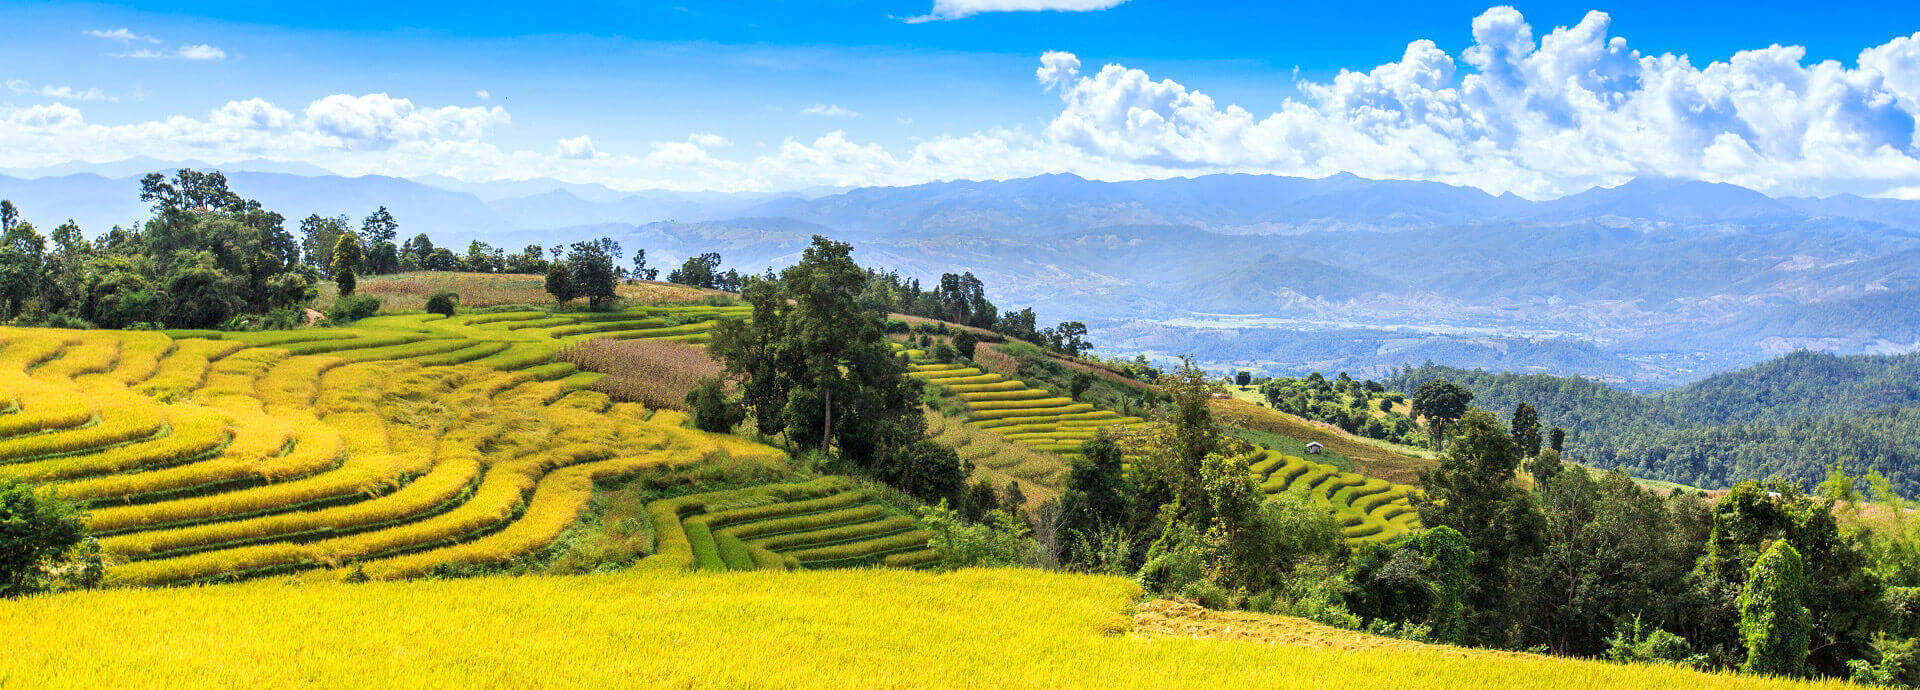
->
{"left": 425, "top": 291, "right": 459, "bottom": 316}
{"left": 327, "top": 294, "right": 381, "bottom": 323}
{"left": 917, "top": 501, "right": 1029, "bottom": 570}
{"left": 1, "top": 479, "right": 88, "bottom": 597}
{"left": 686, "top": 376, "right": 745, "bottom": 433}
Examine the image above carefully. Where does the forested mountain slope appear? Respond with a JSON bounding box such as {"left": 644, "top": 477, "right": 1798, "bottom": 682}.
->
{"left": 1387, "top": 351, "right": 1920, "bottom": 495}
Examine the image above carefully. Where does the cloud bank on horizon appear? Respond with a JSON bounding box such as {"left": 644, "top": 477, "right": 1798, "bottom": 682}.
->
{"left": 3, "top": 7, "right": 1920, "bottom": 199}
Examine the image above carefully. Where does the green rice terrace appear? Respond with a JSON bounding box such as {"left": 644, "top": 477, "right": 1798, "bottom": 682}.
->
{"left": 640, "top": 477, "right": 938, "bottom": 571}
{"left": 896, "top": 341, "right": 1419, "bottom": 544}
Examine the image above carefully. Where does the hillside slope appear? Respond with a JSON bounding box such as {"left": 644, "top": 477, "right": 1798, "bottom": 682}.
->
{"left": 0, "top": 569, "right": 1840, "bottom": 689}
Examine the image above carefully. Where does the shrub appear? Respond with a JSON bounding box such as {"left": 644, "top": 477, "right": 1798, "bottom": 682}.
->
{"left": 875, "top": 439, "right": 971, "bottom": 504}
{"left": 327, "top": 294, "right": 381, "bottom": 323}
{"left": 952, "top": 331, "right": 978, "bottom": 359}
{"left": 931, "top": 342, "right": 958, "bottom": 363}
{"left": 1, "top": 479, "right": 87, "bottom": 597}
{"left": 686, "top": 376, "right": 745, "bottom": 433}
{"left": 425, "top": 291, "right": 459, "bottom": 316}
{"left": 917, "top": 502, "right": 1029, "bottom": 570}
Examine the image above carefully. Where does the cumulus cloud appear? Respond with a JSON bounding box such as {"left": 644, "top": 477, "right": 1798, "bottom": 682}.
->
{"left": 6, "top": 80, "right": 115, "bottom": 102}
{"left": 1037, "top": 9, "right": 1920, "bottom": 197}
{"left": 801, "top": 103, "right": 860, "bottom": 118}
{"left": 304, "top": 93, "right": 508, "bottom": 150}
{"left": 556, "top": 135, "right": 598, "bottom": 160}
{"left": 83, "top": 28, "right": 159, "bottom": 43}
{"left": 906, "top": 0, "right": 1131, "bottom": 23}
{"left": 11, "top": 8, "right": 1920, "bottom": 197}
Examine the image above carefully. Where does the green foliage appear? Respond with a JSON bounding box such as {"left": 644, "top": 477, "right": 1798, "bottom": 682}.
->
{"left": 930, "top": 341, "right": 958, "bottom": 363}
{"left": 1739, "top": 540, "right": 1812, "bottom": 677}
{"left": 685, "top": 377, "right": 746, "bottom": 434}
{"left": 0, "top": 479, "right": 87, "bottom": 597}
{"left": 1415, "top": 409, "right": 1542, "bottom": 646}
{"left": 1410, "top": 378, "right": 1472, "bottom": 447}
{"left": 709, "top": 236, "right": 926, "bottom": 482}
{"left": 1605, "top": 616, "right": 1706, "bottom": 668}
{"left": 327, "top": 294, "right": 381, "bottom": 323}
{"left": 1387, "top": 360, "right": 1920, "bottom": 497}
{"left": 1511, "top": 403, "right": 1542, "bottom": 458}
{"left": 1849, "top": 634, "right": 1920, "bottom": 687}
{"left": 875, "top": 439, "right": 971, "bottom": 505}
{"left": 424, "top": 291, "right": 459, "bottom": 317}
{"left": 1343, "top": 526, "right": 1471, "bottom": 645}
{"left": 331, "top": 230, "right": 363, "bottom": 296}
{"left": 951, "top": 331, "right": 978, "bottom": 359}
{"left": 1691, "top": 480, "right": 1882, "bottom": 675}
{"left": 917, "top": 502, "right": 1028, "bottom": 570}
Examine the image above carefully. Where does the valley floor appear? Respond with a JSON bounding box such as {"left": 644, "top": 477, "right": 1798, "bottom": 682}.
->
{"left": 0, "top": 569, "right": 1845, "bottom": 688}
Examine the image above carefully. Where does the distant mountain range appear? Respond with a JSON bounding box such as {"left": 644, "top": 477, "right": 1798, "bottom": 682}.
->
{"left": 8, "top": 159, "right": 1920, "bottom": 387}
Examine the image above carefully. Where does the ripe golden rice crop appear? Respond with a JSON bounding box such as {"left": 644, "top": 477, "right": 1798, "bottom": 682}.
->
{"left": 0, "top": 568, "right": 1845, "bottom": 689}
{"left": 0, "top": 306, "right": 792, "bottom": 586}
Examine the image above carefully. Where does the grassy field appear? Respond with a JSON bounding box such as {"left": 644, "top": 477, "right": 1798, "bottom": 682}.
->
{"left": 0, "top": 568, "right": 1843, "bottom": 689}
{"left": 319, "top": 272, "right": 725, "bottom": 311}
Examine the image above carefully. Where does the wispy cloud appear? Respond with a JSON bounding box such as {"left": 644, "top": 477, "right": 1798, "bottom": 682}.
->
{"left": 905, "top": 0, "right": 1130, "bottom": 23}
{"left": 177, "top": 44, "right": 227, "bottom": 61}
{"left": 801, "top": 103, "right": 859, "bottom": 118}
{"left": 116, "top": 44, "right": 228, "bottom": 61}
{"left": 83, "top": 27, "right": 160, "bottom": 43}
{"left": 5, "top": 80, "right": 116, "bottom": 103}
{"left": 475, "top": 90, "right": 491, "bottom": 100}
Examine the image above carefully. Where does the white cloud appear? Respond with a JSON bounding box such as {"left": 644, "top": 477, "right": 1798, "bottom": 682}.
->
{"left": 178, "top": 44, "right": 227, "bottom": 61}
{"left": 5, "top": 80, "right": 115, "bottom": 103}
{"left": 801, "top": 103, "right": 860, "bottom": 118}
{"left": 906, "top": 0, "right": 1130, "bottom": 23}
{"left": 475, "top": 90, "right": 491, "bottom": 101}
{"left": 303, "top": 93, "right": 508, "bottom": 150}
{"left": 1035, "top": 9, "right": 1920, "bottom": 198}
{"left": 115, "top": 44, "right": 228, "bottom": 60}
{"left": 556, "top": 135, "right": 598, "bottom": 160}
{"left": 84, "top": 28, "right": 160, "bottom": 43}
{"left": 211, "top": 98, "right": 294, "bottom": 130}
{"left": 9, "top": 8, "right": 1920, "bottom": 197}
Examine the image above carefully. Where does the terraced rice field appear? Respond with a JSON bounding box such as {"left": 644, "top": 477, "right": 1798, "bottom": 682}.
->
{"left": 639, "top": 477, "right": 938, "bottom": 571}
{"left": 1247, "top": 449, "right": 1420, "bottom": 543}
{"left": 902, "top": 353, "right": 1143, "bottom": 455}
{"left": 0, "top": 305, "right": 825, "bottom": 586}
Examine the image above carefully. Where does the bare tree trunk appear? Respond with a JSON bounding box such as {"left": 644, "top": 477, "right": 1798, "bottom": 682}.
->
{"left": 821, "top": 388, "right": 832, "bottom": 456}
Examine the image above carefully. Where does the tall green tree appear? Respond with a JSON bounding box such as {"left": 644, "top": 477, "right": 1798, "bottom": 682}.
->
{"left": 708, "top": 236, "right": 924, "bottom": 471}
{"left": 1511, "top": 402, "right": 1542, "bottom": 458}
{"left": 1416, "top": 408, "right": 1543, "bottom": 646}
{"left": 566, "top": 238, "right": 621, "bottom": 309}
{"left": 1410, "top": 379, "right": 1473, "bottom": 447}
{"left": 331, "top": 230, "right": 363, "bottom": 297}
{"left": 359, "top": 207, "right": 400, "bottom": 275}
{"left": 1740, "top": 540, "right": 1813, "bottom": 677}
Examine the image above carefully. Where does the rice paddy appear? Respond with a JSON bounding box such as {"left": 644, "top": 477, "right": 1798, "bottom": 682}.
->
{"left": 0, "top": 304, "right": 817, "bottom": 586}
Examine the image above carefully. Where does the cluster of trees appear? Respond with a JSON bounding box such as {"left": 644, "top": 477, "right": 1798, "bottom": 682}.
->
{"left": 541, "top": 238, "right": 625, "bottom": 310}
{"left": 706, "top": 236, "right": 970, "bottom": 505}
{"left": 0, "top": 171, "right": 315, "bottom": 329}
{"left": 1387, "top": 361, "right": 1920, "bottom": 497}
{"left": 856, "top": 269, "right": 1091, "bottom": 357}
{"left": 1252, "top": 372, "right": 1421, "bottom": 446}
{"left": 665, "top": 252, "right": 744, "bottom": 291}
{"left": 1401, "top": 401, "right": 1919, "bottom": 681}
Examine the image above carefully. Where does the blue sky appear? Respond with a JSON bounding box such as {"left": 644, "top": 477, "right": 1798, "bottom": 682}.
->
{"left": 3, "top": 1, "right": 1920, "bottom": 197}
